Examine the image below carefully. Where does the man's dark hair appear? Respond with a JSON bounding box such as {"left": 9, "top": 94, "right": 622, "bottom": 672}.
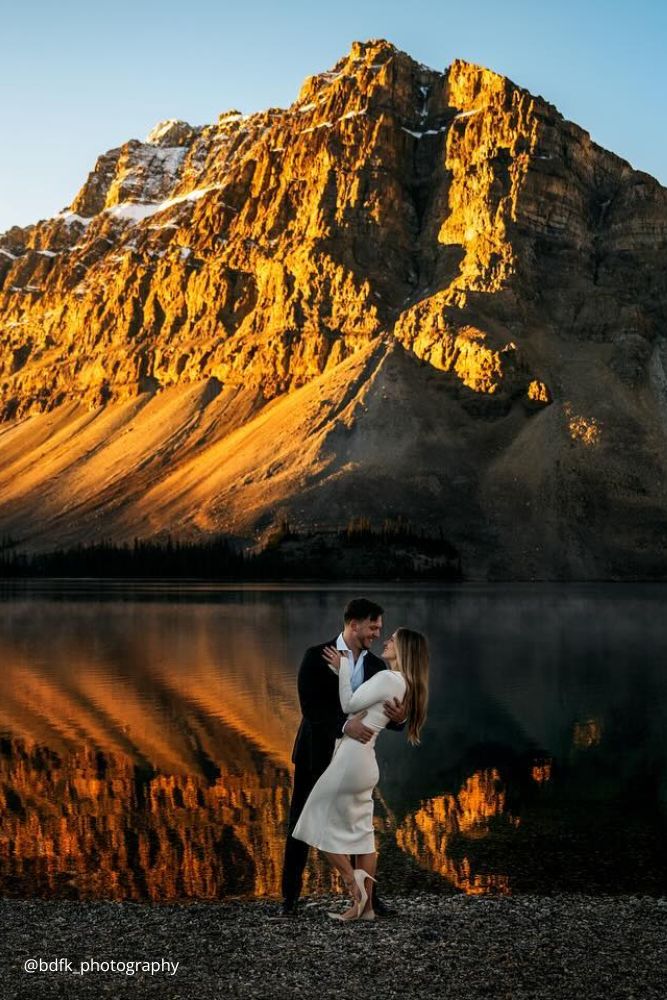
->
{"left": 343, "top": 597, "right": 384, "bottom": 623}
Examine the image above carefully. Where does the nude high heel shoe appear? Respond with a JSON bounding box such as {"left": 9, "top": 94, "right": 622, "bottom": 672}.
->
{"left": 355, "top": 869, "right": 377, "bottom": 920}
{"left": 327, "top": 869, "right": 376, "bottom": 921}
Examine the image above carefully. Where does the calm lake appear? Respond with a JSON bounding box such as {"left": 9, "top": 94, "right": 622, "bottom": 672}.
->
{"left": 0, "top": 581, "right": 665, "bottom": 901}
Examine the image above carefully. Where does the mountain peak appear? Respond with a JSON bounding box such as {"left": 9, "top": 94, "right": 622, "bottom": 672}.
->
{"left": 348, "top": 37, "right": 398, "bottom": 61}
{"left": 145, "top": 119, "right": 196, "bottom": 147}
{"left": 295, "top": 36, "right": 439, "bottom": 108}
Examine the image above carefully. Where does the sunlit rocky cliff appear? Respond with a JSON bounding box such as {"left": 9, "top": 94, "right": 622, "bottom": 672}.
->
{"left": 2, "top": 39, "right": 667, "bottom": 578}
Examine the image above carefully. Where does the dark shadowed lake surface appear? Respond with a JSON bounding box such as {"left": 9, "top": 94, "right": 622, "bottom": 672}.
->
{"left": 0, "top": 581, "right": 665, "bottom": 901}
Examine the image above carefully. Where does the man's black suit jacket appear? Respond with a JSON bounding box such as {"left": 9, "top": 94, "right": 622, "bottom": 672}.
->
{"left": 291, "top": 637, "right": 405, "bottom": 775}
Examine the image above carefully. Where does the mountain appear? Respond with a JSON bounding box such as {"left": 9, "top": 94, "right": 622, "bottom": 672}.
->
{"left": 1, "top": 38, "right": 667, "bottom": 579}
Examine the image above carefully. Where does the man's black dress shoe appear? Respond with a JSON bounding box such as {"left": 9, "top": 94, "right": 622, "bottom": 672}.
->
{"left": 373, "top": 897, "right": 396, "bottom": 918}
{"left": 268, "top": 900, "right": 299, "bottom": 919}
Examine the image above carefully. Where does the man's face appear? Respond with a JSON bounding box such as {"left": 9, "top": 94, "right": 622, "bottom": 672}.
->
{"left": 352, "top": 615, "right": 383, "bottom": 650}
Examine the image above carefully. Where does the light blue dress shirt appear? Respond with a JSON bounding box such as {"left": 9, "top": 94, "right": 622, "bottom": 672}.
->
{"left": 336, "top": 633, "right": 367, "bottom": 692}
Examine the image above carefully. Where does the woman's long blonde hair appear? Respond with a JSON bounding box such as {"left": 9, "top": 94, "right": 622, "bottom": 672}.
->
{"left": 394, "top": 627, "right": 429, "bottom": 745}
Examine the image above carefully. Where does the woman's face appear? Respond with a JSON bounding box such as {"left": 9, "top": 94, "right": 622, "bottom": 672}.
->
{"left": 382, "top": 632, "right": 398, "bottom": 660}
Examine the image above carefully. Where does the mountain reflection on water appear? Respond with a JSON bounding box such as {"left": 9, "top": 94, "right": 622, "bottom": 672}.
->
{"left": 0, "top": 583, "right": 665, "bottom": 901}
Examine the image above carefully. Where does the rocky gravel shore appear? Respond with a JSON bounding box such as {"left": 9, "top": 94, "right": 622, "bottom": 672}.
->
{"left": 2, "top": 893, "right": 665, "bottom": 1000}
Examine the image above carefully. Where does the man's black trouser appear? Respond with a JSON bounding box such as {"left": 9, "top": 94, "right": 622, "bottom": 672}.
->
{"left": 281, "top": 757, "right": 321, "bottom": 905}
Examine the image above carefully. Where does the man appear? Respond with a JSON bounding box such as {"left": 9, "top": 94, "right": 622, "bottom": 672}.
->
{"left": 280, "top": 597, "right": 406, "bottom": 916}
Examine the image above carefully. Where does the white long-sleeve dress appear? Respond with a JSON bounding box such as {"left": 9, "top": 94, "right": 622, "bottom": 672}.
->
{"left": 291, "top": 656, "right": 406, "bottom": 855}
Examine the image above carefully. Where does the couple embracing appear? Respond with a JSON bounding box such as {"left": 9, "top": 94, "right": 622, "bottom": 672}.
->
{"left": 280, "top": 597, "right": 430, "bottom": 922}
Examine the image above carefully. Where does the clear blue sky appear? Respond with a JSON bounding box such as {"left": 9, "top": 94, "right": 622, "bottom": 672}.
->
{"left": 1, "top": 0, "right": 665, "bottom": 233}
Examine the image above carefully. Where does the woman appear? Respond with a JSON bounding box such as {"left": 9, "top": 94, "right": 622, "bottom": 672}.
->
{"left": 291, "top": 627, "right": 429, "bottom": 921}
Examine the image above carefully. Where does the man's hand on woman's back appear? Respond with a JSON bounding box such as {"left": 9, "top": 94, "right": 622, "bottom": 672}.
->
{"left": 343, "top": 712, "right": 374, "bottom": 743}
{"left": 383, "top": 696, "right": 407, "bottom": 725}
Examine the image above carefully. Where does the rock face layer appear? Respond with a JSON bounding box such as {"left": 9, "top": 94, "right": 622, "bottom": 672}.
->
{"left": 1, "top": 39, "right": 667, "bottom": 579}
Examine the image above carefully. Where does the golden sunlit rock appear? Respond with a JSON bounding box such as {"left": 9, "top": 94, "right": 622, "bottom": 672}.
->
{"left": 564, "top": 403, "right": 602, "bottom": 446}
{"left": 527, "top": 379, "right": 551, "bottom": 404}
{"left": 0, "top": 40, "right": 609, "bottom": 417}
